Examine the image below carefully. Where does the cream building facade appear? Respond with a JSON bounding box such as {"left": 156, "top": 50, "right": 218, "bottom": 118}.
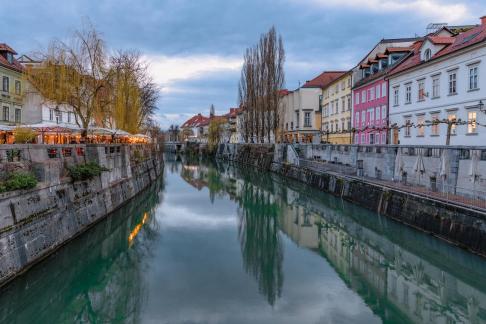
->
{"left": 321, "top": 71, "right": 353, "bottom": 144}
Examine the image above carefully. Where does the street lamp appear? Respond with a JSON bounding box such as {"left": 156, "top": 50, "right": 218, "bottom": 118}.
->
{"left": 479, "top": 100, "right": 485, "bottom": 114}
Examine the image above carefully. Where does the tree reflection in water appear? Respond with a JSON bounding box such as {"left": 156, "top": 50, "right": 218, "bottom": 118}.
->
{"left": 237, "top": 182, "right": 283, "bottom": 306}
{"left": 0, "top": 178, "right": 164, "bottom": 324}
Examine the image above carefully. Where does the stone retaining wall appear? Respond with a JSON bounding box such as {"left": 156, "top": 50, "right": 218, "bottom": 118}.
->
{"left": 0, "top": 144, "right": 163, "bottom": 286}
{"left": 217, "top": 143, "right": 486, "bottom": 257}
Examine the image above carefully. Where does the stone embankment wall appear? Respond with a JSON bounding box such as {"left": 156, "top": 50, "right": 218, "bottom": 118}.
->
{"left": 0, "top": 143, "right": 163, "bottom": 286}
{"left": 216, "top": 143, "right": 486, "bottom": 257}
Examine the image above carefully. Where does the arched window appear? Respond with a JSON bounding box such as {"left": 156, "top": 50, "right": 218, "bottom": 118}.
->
{"left": 424, "top": 49, "right": 432, "bottom": 61}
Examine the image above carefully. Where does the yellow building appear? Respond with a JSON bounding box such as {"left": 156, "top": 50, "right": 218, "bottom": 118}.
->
{"left": 321, "top": 71, "right": 353, "bottom": 144}
{"left": 0, "top": 44, "right": 23, "bottom": 127}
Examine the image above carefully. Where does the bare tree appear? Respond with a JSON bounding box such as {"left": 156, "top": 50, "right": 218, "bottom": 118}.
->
{"left": 238, "top": 27, "right": 285, "bottom": 143}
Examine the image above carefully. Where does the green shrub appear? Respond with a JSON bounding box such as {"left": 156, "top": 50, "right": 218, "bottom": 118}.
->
{"left": 0, "top": 172, "right": 38, "bottom": 193}
{"left": 68, "top": 162, "right": 109, "bottom": 182}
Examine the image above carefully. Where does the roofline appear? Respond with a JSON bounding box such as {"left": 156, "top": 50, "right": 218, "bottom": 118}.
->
{"left": 386, "top": 38, "right": 486, "bottom": 80}
{"left": 0, "top": 62, "right": 23, "bottom": 73}
{"left": 355, "top": 37, "right": 421, "bottom": 68}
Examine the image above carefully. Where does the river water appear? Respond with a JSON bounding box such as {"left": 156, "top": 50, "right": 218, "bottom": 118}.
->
{"left": 0, "top": 156, "right": 485, "bottom": 324}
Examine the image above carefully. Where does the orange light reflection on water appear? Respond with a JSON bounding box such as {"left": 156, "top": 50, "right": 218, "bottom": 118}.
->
{"left": 128, "top": 212, "right": 149, "bottom": 246}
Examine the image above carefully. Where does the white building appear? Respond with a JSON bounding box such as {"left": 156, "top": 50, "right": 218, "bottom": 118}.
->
{"left": 388, "top": 18, "right": 486, "bottom": 145}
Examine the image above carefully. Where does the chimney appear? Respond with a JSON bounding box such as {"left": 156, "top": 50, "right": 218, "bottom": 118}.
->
{"left": 481, "top": 16, "right": 486, "bottom": 26}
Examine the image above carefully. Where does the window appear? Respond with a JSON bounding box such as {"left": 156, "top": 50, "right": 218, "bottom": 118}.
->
{"left": 417, "top": 115, "right": 425, "bottom": 136}
{"left": 286, "top": 122, "right": 288, "bottom": 130}
{"left": 405, "top": 83, "right": 412, "bottom": 104}
{"left": 68, "top": 112, "right": 72, "bottom": 123}
{"left": 341, "top": 97, "right": 346, "bottom": 112}
{"left": 347, "top": 95, "right": 351, "bottom": 111}
{"left": 347, "top": 78, "right": 351, "bottom": 88}
{"left": 382, "top": 83, "right": 387, "bottom": 97}
{"left": 369, "top": 109, "right": 374, "bottom": 124}
{"left": 405, "top": 118, "right": 411, "bottom": 136}
{"left": 393, "top": 86, "right": 399, "bottom": 106}
{"left": 296, "top": 112, "right": 299, "bottom": 127}
{"left": 469, "top": 66, "right": 479, "bottom": 90}
{"left": 15, "top": 81, "right": 21, "bottom": 95}
{"left": 361, "top": 111, "right": 366, "bottom": 127}
{"left": 375, "top": 107, "right": 380, "bottom": 122}
{"left": 2, "top": 77, "right": 9, "bottom": 92}
{"left": 381, "top": 106, "right": 387, "bottom": 121}
{"left": 291, "top": 122, "right": 293, "bottom": 129}
{"left": 431, "top": 113, "right": 439, "bottom": 135}
{"left": 432, "top": 76, "right": 440, "bottom": 98}
{"left": 330, "top": 101, "right": 334, "bottom": 115}
{"left": 355, "top": 112, "right": 359, "bottom": 127}
{"left": 335, "top": 84, "right": 339, "bottom": 94}
{"left": 2, "top": 106, "right": 8, "bottom": 121}
{"left": 355, "top": 93, "right": 360, "bottom": 105}
{"left": 335, "top": 100, "right": 339, "bottom": 114}
{"left": 55, "top": 110, "right": 62, "bottom": 123}
{"left": 448, "top": 72, "right": 457, "bottom": 95}
{"left": 375, "top": 85, "right": 380, "bottom": 99}
{"left": 361, "top": 90, "right": 366, "bottom": 103}
{"left": 418, "top": 79, "right": 425, "bottom": 101}
{"left": 347, "top": 118, "right": 351, "bottom": 130}
{"left": 370, "top": 87, "right": 375, "bottom": 101}
{"left": 468, "top": 111, "right": 477, "bottom": 133}
{"left": 341, "top": 81, "right": 345, "bottom": 90}
{"left": 14, "top": 108, "right": 21, "bottom": 123}
{"left": 304, "top": 112, "right": 311, "bottom": 127}
{"left": 49, "top": 109, "right": 54, "bottom": 121}
{"left": 448, "top": 113, "right": 456, "bottom": 135}
{"left": 424, "top": 49, "right": 432, "bottom": 61}
{"left": 341, "top": 119, "right": 345, "bottom": 130}
{"left": 370, "top": 133, "right": 374, "bottom": 145}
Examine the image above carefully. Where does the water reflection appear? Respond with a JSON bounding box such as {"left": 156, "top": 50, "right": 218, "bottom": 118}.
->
{"left": 180, "top": 158, "right": 486, "bottom": 323}
{"left": 0, "top": 179, "right": 164, "bottom": 324}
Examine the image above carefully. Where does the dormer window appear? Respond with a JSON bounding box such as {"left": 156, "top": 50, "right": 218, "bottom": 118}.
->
{"left": 424, "top": 49, "right": 432, "bottom": 61}
{"left": 6, "top": 53, "right": 13, "bottom": 64}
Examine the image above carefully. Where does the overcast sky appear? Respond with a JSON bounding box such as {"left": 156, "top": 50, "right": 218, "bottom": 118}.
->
{"left": 2, "top": 0, "right": 486, "bottom": 129}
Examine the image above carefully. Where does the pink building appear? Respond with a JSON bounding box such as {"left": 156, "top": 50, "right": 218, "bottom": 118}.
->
{"left": 351, "top": 38, "right": 419, "bottom": 145}
{"left": 353, "top": 78, "right": 388, "bottom": 145}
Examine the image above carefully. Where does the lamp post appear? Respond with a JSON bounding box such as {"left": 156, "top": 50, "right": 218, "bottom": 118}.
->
{"left": 479, "top": 100, "right": 485, "bottom": 114}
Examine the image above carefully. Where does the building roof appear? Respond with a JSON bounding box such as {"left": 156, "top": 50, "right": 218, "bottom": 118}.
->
{"left": 0, "top": 43, "right": 23, "bottom": 73}
{"left": 302, "top": 71, "right": 347, "bottom": 89}
{"left": 388, "top": 19, "right": 486, "bottom": 78}
{"left": 181, "top": 114, "right": 210, "bottom": 128}
{"left": 0, "top": 44, "right": 17, "bottom": 54}
{"left": 428, "top": 36, "right": 455, "bottom": 45}
{"left": 226, "top": 108, "right": 240, "bottom": 118}
{"left": 384, "top": 47, "right": 413, "bottom": 54}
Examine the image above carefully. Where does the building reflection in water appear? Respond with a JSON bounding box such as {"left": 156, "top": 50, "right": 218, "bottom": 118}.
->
{"left": 181, "top": 160, "right": 486, "bottom": 323}
{"left": 0, "top": 178, "right": 164, "bottom": 324}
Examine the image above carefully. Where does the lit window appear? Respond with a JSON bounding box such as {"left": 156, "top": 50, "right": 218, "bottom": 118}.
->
{"left": 418, "top": 79, "right": 425, "bottom": 101}
{"left": 469, "top": 66, "right": 479, "bottom": 90}
{"left": 468, "top": 111, "right": 477, "bottom": 133}
{"left": 431, "top": 113, "right": 439, "bottom": 135}
{"left": 448, "top": 72, "right": 457, "bottom": 95}
{"left": 448, "top": 113, "right": 457, "bottom": 135}
{"left": 417, "top": 115, "right": 425, "bottom": 136}
{"left": 404, "top": 118, "right": 411, "bottom": 136}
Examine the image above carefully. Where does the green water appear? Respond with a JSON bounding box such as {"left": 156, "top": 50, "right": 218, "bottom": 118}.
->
{"left": 1, "top": 156, "right": 485, "bottom": 324}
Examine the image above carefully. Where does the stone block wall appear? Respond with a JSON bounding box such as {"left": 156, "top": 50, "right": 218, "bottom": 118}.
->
{"left": 0, "top": 143, "right": 163, "bottom": 286}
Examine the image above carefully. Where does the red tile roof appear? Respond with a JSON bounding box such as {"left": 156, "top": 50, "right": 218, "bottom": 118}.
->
{"left": 0, "top": 43, "right": 23, "bottom": 73}
{"left": 302, "top": 71, "right": 346, "bottom": 89}
{"left": 279, "top": 89, "right": 290, "bottom": 96}
{"left": 389, "top": 22, "right": 486, "bottom": 77}
{"left": 181, "top": 114, "right": 210, "bottom": 128}
{"left": 227, "top": 108, "right": 240, "bottom": 118}
{"left": 0, "top": 44, "right": 17, "bottom": 54}
{"left": 428, "top": 36, "right": 455, "bottom": 45}
{"left": 376, "top": 53, "right": 388, "bottom": 59}
{"left": 384, "top": 47, "right": 413, "bottom": 54}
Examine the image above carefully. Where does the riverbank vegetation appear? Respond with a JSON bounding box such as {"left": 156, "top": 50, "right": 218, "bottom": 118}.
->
{"left": 0, "top": 172, "right": 38, "bottom": 193}
{"left": 68, "top": 162, "right": 109, "bottom": 181}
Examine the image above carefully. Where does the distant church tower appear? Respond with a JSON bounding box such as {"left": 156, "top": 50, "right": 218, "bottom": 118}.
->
{"left": 209, "top": 104, "right": 215, "bottom": 118}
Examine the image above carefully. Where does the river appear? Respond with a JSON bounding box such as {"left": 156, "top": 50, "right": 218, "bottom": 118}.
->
{"left": 0, "top": 156, "right": 485, "bottom": 324}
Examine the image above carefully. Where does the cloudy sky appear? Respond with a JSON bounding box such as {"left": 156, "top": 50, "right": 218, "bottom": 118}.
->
{"left": 1, "top": 0, "right": 486, "bottom": 129}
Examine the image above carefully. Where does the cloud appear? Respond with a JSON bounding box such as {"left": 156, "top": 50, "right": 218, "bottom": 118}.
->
{"left": 299, "top": 0, "right": 472, "bottom": 23}
{"left": 144, "top": 54, "right": 243, "bottom": 93}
